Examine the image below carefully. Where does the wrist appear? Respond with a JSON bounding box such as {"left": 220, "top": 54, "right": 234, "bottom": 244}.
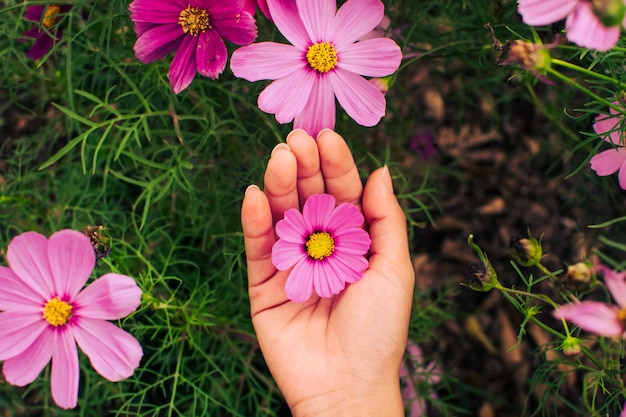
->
{"left": 290, "top": 379, "right": 404, "bottom": 417}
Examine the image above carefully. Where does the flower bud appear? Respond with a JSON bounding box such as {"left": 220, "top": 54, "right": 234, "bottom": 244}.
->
{"left": 567, "top": 262, "right": 592, "bottom": 284}
{"left": 561, "top": 336, "right": 582, "bottom": 357}
{"left": 509, "top": 233, "right": 542, "bottom": 267}
{"left": 591, "top": 0, "right": 626, "bottom": 27}
{"left": 369, "top": 76, "right": 391, "bottom": 94}
{"left": 498, "top": 40, "right": 551, "bottom": 75}
{"left": 466, "top": 234, "right": 500, "bottom": 291}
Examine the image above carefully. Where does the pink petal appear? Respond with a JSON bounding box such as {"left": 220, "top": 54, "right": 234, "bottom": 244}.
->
{"left": 316, "top": 259, "right": 348, "bottom": 297}
{"left": 272, "top": 239, "right": 307, "bottom": 270}
{"left": 25, "top": 6, "right": 46, "bottom": 22}
{"left": 0, "top": 311, "right": 47, "bottom": 360}
{"left": 267, "top": 0, "right": 310, "bottom": 49}
{"left": 73, "top": 274, "right": 142, "bottom": 320}
{"left": 566, "top": 2, "right": 620, "bottom": 51}
{"left": 593, "top": 111, "right": 622, "bottom": 146}
{"left": 296, "top": 0, "right": 335, "bottom": 41}
{"left": 329, "top": 67, "right": 386, "bottom": 127}
{"left": 204, "top": 0, "right": 245, "bottom": 15}
{"left": 325, "top": 254, "right": 367, "bottom": 284}
{"left": 619, "top": 161, "right": 626, "bottom": 190}
{"left": 553, "top": 302, "right": 623, "bottom": 337}
{"left": 3, "top": 329, "right": 53, "bottom": 386}
{"left": 0, "top": 266, "right": 44, "bottom": 310}
{"left": 258, "top": 0, "right": 272, "bottom": 19}
{"left": 48, "top": 230, "right": 95, "bottom": 300}
{"left": 168, "top": 34, "right": 198, "bottom": 94}
{"left": 128, "top": 7, "right": 180, "bottom": 25}
{"left": 26, "top": 32, "right": 55, "bottom": 60}
{"left": 338, "top": 38, "right": 401, "bottom": 77}
{"left": 230, "top": 42, "right": 304, "bottom": 82}
{"left": 213, "top": 11, "right": 257, "bottom": 45}
{"left": 276, "top": 208, "right": 310, "bottom": 242}
{"left": 590, "top": 148, "right": 626, "bottom": 176}
{"left": 330, "top": 0, "right": 384, "bottom": 47}
{"left": 242, "top": 0, "right": 256, "bottom": 15}
{"left": 334, "top": 228, "right": 372, "bottom": 255}
{"left": 259, "top": 69, "right": 316, "bottom": 123}
{"left": 516, "top": 0, "right": 578, "bottom": 26}
{"left": 602, "top": 268, "right": 626, "bottom": 308}
{"left": 133, "top": 24, "right": 183, "bottom": 64}
{"left": 325, "top": 203, "right": 365, "bottom": 231}
{"left": 196, "top": 30, "right": 227, "bottom": 79}
{"left": 7, "top": 231, "right": 55, "bottom": 300}
{"left": 294, "top": 73, "right": 336, "bottom": 137}
{"left": 284, "top": 257, "right": 315, "bottom": 302}
{"left": 129, "top": 0, "right": 186, "bottom": 18}
{"left": 71, "top": 318, "right": 142, "bottom": 381}
{"left": 50, "top": 329, "right": 79, "bottom": 409}
{"left": 302, "top": 193, "right": 336, "bottom": 230}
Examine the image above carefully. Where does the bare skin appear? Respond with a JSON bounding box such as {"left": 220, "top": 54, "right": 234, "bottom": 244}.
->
{"left": 241, "top": 128, "right": 414, "bottom": 417}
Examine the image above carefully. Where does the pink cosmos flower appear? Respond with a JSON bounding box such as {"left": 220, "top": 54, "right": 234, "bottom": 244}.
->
{"left": 129, "top": 0, "right": 257, "bottom": 94}
{"left": 271, "top": 193, "right": 371, "bottom": 302}
{"left": 517, "top": 0, "right": 625, "bottom": 51}
{"left": 553, "top": 265, "right": 626, "bottom": 338}
{"left": 589, "top": 103, "right": 626, "bottom": 189}
{"left": 0, "top": 230, "right": 143, "bottom": 409}
{"left": 230, "top": 0, "right": 402, "bottom": 137}
{"left": 400, "top": 342, "right": 442, "bottom": 417}
{"left": 22, "top": 4, "right": 72, "bottom": 60}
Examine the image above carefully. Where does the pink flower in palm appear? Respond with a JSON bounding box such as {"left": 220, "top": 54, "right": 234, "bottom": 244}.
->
{"left": 553, "top": 265, "right": 626, "bottom": 338}
{"left": 129, "top": 0, "right": 257, "bottom": 94}
{"left": 271, "top": 193, "right": 371, "bottom": 302}
{"left": 23, "top": 4, "right": 72, "bottom": 60}
{"left": 590, "top": 103, "right": 626, "bottom": 189}
{"left": 0, "top": 230, "right": 143, "bottom": 409}
{"left": 517, "top": 0, "right": 626, "bottom": 51}
{"left": 230, "top": 0, "right": 402, "bottom": 137}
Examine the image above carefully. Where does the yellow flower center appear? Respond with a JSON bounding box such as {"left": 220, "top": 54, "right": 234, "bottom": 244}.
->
{"left": 619, "top": 309, "right": 626, "bottom": 327}
{"left": 43, "top": 297, "right": 72, "bottom": 327}
{"left": 306, "top": 42, "right": 338, "bottom": 73}
{"left": 306, "top": 232, "right": 335, "bottom": 260}
{"left": 43, "top": 5, "right": 61, "bottom": 28}
{"left": 178, "top": 5, "right": 210, "bottom": 36}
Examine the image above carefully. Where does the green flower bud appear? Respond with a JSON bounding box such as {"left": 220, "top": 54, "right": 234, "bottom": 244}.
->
{"left": 510, "top": 233, "right": 543, "bottom": 267}
{"left": 561, "top": 336, "right": 582, "bottom": 357}
{"left": 591, "top": 0, "right": 626, "bottom": 27}
{"left": 466, "top": 235, "right": 500, "bottom": 291}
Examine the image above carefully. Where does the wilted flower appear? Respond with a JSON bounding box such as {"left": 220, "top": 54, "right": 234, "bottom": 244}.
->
{"left": 129, "top": 0, "right": 257, "bottom": 94}
{"left": 22, "top": 4, "right": 72, "bottom": 60}
{"left": 230, "top": 0, "right": 402, "bottom": 137}
{"left": 517, "top": 0, "right": 625, "bottom": 51}
{"left": 0, "top": 230, "right": 143, "bottom": 409}
{"left": 466, "top": 234, "right": 500, "bottom": 291}
{"left": 271, "top": 193, "right": 371, "bottom": 302}
{"left": 510, "top": 233, "right": 543, "bottom": 267}
{"left": 590, "top": 103, "right": 626, "bottom": 189}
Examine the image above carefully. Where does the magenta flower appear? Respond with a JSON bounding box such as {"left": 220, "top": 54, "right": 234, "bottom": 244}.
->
{"left": 0, "top": 230, "right": 143, "bottom": 409}
{"left": 23, "top": 4, "right": 72, "bottom": 60}
{"left": 129, "top": 0, "right": 257, "bottom": 94}
{"left": 553, "top": 265, "right": 626, "bottom": 338}
{"left": 517, "top": 0, "right": 625, "bottom": 51}
{"left": 230, "top": 0, "right": 402, "bottom": 137}
{"left": 590, "top": 104, "right": 626, "bottom": 189}
{"left": 409, "top": 131, "right": 438, "bottom": 161}
{"left": 271, "top": 193, "right": 371, "bottom": 302}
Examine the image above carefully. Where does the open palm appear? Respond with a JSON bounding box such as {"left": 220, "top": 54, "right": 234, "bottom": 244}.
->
{"left": 241, "top": 129, "right": 414, "bottom": 416}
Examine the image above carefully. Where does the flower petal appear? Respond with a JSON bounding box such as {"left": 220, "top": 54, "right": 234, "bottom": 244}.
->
{"left": 302, "top": 193, "right": 336, "bottom": 230}
{"left": 267, "top": 0, "right": 310, "bottom": 49}
{"left": 566, "top": 2, "right": 620, "bottom": 51}
{"left": 334, "top": 228, "right": 372, "bottom": 255}
{"left": 196, "top": 30, "right": 227, "bottom": 79}
{"left": 25, "top": 6, "right": 46, "bottom": 22}
{"left": 325, "top": 254, "right": 367, "bottom": 284}
{"left": 619, "top": 161, "right": 626, "bottom": 190}
{"left": 294, "top": 73, "right": 336, "bottom": 137}
{"left": 26, "top": 32, "right": 56, "bottom": 60}
{"left": 553, "top": 301, "right": 624, "bottom": 337}
{"left": 133, "top": 24, "right": 183, "bottom": 64}
{"left": 50, "top": 329, "right": 79, "bottom": 409}
{"left": 230, "top": 42, "right": 305, "bottom": 81}
{"left": 258, "top": 69, "right": 316, "bottom": 123}
{"left": 213, "top": 11, "right": 257, "bottom": 45}
{"left": 272, "top": 239, "right": 307, "bottom": 270}
{"left": 0, "top": 266, "right": 44, "bottom": 310}
{"left": 330, "top": 0, "right": 384, "bottom": 47}
{"left": 284, "top": 257, "right": 315, "bottom": 302}
{"left": 593, "top": 110, "right": 622, "bottom": 146}
{"left": 590, "top": 148, "right": 626, "bottom": 176}
{"left": 71, "top": 318, "right": 143, "bottom": 381}
{"left": 599, "top": 267, "right": 626, "bottom": 308}
{"left": 338, "top": 38, "right": 401, "bottom": 77}
{"left": 325, "top": 202, "right": 365, "bottom": 232}
{"left": 73, "top": 274, "right": 142, "bottom": 320}
{"left": 296, "top": 0, "right": 336, "bottom": 41}
{"left": 3, "top": 329, "right": 53, "bottom": 386}
{"left": 276, "top": 208, "right": 310, "bottom": 242}
{"left": 516, "top": 0, "right": 578, "bottom": 26}
{"left": 48, "top": 230, "right": 95, "bottom": 300}
{"left": 0, "top": 311, "right": 47, "bottom": 361}
{"left": 168, "top": 34, "right": 198, "bottom": 94}
{"left": 329, "top": 67, "right": 386, "bottom": 127}
{"left": 7, "top": 231, "right": 55, "bottom": 300}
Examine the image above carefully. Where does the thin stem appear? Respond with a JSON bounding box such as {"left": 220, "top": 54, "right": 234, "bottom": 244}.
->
{"left": 547, "top": 68, "right": 625, "bottom": 114}
{"left": 552, "top": 58, "right": 626, "bottom": 89}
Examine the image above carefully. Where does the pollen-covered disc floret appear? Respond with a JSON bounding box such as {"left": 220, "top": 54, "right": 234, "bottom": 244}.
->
{"left": 306, "top": 42, "right": 338, "bottom": 73}
{"left": 272, "top": 193, "right": 371, "bottom": 302}
{"left": 178, "top": 6, "right": 210, "bottom": 35}
{"left": 43, "top": 297, "right": 72, "bottom": 326}
{"left": 42, "top": 5, "right": 61, "bottom": 28}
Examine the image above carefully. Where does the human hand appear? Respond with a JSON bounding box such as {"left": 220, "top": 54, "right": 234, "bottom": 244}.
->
{"left": 241, "top": 129, "right": 414, "bottom": 417}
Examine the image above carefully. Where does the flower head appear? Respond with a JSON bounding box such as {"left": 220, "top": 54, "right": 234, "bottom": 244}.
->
{"left": 271, "top": 193, "right": 371, "bottom": 302}
{"left": 590, "top": 103, "right": 626, "bottom": 189}
{"left": 0, "top": 230, "right": 143, "bottom": 409}
{"left": 517, "top": 0, "right": 625, "bottom": 51}
{"left": 129, "top": 0, "right": 257, "bottom": 94}
{"left": 230, "top": 0, "right": 402, "bottom": 137}
{"left": 22, "top": 4, "right": 72, "bottom": 60}
{"left": 553, "top": 265, "right": 626, "bottom": 338}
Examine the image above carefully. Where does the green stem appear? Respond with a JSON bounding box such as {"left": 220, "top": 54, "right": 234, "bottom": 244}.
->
{"left": 552, "top": 58, "right": 626, "bottom": 89}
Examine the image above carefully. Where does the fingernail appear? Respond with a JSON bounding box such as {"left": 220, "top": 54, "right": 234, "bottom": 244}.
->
{"left": 382, "top": 165, "right": 394, "bottom": 193}
{"left": 316, "top": 128, "right": 334, "bottom": 141}
{"left": 286, "top": 128, "right": 307, "bottom": 143}
{"left": 271, "top": 142, "right": 291, "bottom": 158}
{"left": 245, "top": 184, "right": 260, "bottom": 196}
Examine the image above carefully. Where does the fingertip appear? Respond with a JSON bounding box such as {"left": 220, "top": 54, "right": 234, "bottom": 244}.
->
{"left": 242, "top": 184, "right": 271, "bottom": 234}
{"left": 271, "top": 142, "right": 291, "bottom": 158}
{"left": 316, "top": 128, "right": 335, "bottom": 141}
{"left": 286, "top": 128, "right": 311, "bottom": 144}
